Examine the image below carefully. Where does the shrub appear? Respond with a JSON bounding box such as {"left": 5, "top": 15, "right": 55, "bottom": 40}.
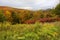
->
{"left": 24, "top": 19, "right": 36, "bottom": 24}
{"left": 38, "top": 18, "right": 56, "bottom": 23}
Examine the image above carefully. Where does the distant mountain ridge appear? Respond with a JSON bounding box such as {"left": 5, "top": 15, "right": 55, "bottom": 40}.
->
{"left": 0, "top": 6, "right": 34, "bottom": 14}
{"left": 0, "top": 6, "right": 32, "bottom": 11}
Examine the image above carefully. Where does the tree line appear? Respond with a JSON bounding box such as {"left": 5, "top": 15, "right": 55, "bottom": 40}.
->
{"left": 0, "top": 3, "right": 60, "bottom": 24}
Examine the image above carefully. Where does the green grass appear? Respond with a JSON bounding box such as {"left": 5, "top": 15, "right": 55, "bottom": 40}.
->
{"left": 0, "top": 22, "right": 60, "bottom": 40}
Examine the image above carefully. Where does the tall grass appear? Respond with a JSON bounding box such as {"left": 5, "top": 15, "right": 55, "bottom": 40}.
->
{"left": 0, "top": 22, "right": 60, "bottom": 40}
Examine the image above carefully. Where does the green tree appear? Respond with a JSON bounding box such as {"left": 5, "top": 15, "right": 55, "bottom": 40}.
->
{"left": 11, "top": 11, "right": 20, "bottom": 24}
{"left": 54, "top": 3, "right": 60, "bottom": 17}
{"left": 0, "top": 10, "right": 6, "bottom": 23}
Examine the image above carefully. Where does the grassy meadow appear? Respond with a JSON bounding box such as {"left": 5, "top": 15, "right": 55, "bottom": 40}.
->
{"left": 0, "top": 22, "right": 60, "bottom": 40}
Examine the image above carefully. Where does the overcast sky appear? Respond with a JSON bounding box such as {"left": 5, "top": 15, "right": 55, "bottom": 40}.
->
{"left": 0, "top": 0, "right": 59, "bottom": 10}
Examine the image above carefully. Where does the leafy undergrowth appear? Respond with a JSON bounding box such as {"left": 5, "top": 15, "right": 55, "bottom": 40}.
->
{"left": 0, "top": 22, "right": 60, "bottom": 40}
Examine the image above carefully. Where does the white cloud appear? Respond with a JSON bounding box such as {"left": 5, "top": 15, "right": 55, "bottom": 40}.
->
{"left": 13, "top": 6, "right": 33, "bottom": 10}
{"left": 0, "top": 0, "right": 59, "bottom": 10}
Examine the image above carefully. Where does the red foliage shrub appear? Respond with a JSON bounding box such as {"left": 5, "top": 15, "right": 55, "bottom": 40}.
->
{"left": 55, "top": 18, "right": 60, "bottom": 21}
{"left": 24, "top": 19, "right": 36, "bottom": 24}
{"left": 24, "top": 18, "right": 60, "bottom": 24}
{"left": 38, "top": 18, "right": 56, "bottom": 23}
